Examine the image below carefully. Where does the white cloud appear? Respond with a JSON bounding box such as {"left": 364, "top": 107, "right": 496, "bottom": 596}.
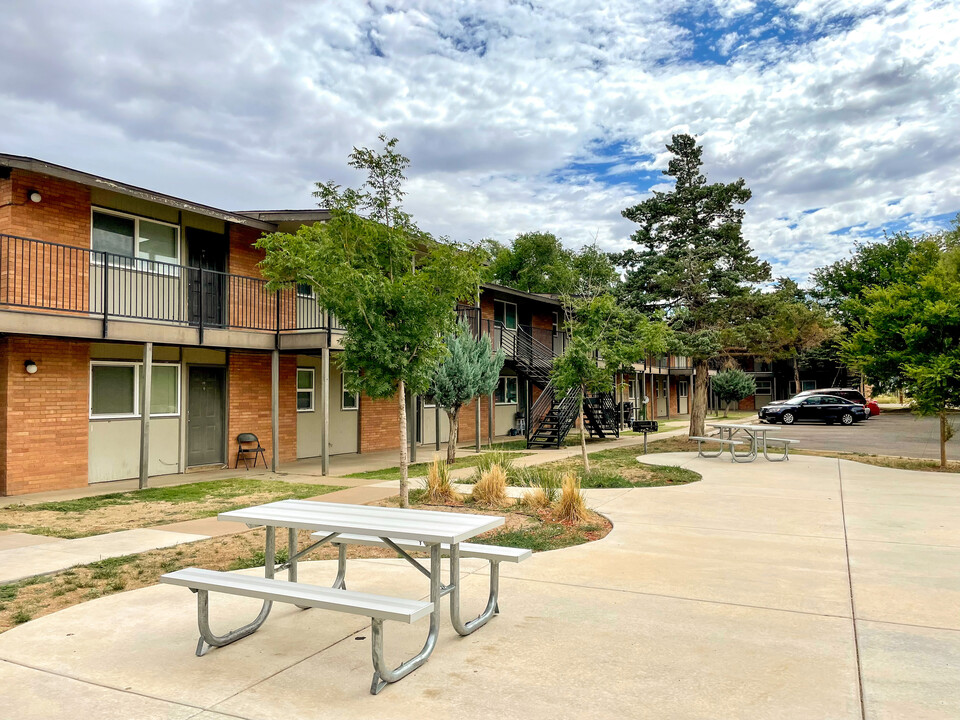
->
{"left": 0, "top": 0, "right": 957, "bottom": 284}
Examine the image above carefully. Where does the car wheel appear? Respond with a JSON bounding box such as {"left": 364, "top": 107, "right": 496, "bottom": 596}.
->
{"left": 781, "top": 412, "right": 796, "bottom": 425}
{"left": 840, "top": 412, "right": 854, "bottom": 426}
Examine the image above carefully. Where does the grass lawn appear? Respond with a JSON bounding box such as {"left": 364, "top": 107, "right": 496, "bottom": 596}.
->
{"left": 531, "top": 444, "right": 701, "bottom": 488}
{"left": 344, "top": 450, "right": 530, "bottom": 480}
{"left": 0, "top": 478, "right": 345, "bottom": 539}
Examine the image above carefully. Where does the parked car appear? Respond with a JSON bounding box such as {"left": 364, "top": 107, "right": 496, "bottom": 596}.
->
{"left": 758, "top": 394, "right": 869, "bottom": 425}
{"left": 767, "top": 388, "right": 880, "bottom": 417}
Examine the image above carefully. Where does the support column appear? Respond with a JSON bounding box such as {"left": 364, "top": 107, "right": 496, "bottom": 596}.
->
{"left": 488, "top": 390, "right": 495, "bottom": 446}
{"left": 524, "top": 379, "right": 531, "bottom": 442}
{"left": 475, "top": 395, "right": 481, "bottom": 454}
{"left": 138, "top": 342, "right": 153, "bottom": 490}
{"left": 271, "top": 349, "right": 279, "bottom": 473}
{"left": 435, "top": 401, "right": 441, "bottom": 452}
{"left": 409, "top": 392, "right": 417, "bottom": 464}
{"left": 321, "top": 347, "right": 330, "bottom": 475}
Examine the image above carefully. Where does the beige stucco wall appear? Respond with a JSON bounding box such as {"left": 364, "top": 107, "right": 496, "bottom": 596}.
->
{"left": 88, "top": 416, "right": 180, "bottom": 483}
{"left": 295, "top": 355, "right": 358, "bottom": 458}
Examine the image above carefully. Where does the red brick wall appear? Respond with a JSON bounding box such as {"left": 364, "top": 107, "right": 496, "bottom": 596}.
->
{"left": 738, "top": 396, "right": 756, "bottom": 411}
{"left": 227, "top": 352, "right": 297, "bottom": 467}
{"left": 226, "top": 223, "right": 294, "bottom": 329}
{"left": 0, "top": 336, "right": 90, "bottom": 495}
{"left": 0, "top": 170, "right": 93, "bottom": 314}
{"left": 357, "top": 393, "right": 493, "bottom": 452}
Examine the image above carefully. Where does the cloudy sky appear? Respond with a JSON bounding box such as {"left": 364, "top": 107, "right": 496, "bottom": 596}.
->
{"left": 2, "top": 0, "right": 958, "bottom": 282}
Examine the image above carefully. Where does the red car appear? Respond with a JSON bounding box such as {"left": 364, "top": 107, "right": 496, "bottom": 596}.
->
{"left": 769, "top": 388, "right": 880, "bottom": 417}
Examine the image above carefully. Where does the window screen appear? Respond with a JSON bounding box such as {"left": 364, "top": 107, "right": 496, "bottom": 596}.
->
{"left": 150, "top": 365, "right": 179, "bottom": 415}
{"left": 91, "top": 365, "right": 136, "bottom": 415}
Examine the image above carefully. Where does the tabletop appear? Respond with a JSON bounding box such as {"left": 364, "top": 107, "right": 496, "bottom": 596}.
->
{"left": 219, "top": 499, "right": 504, "bottom": 545}
{"left": 708, "top": 423, "right": 781, "bottom": 432}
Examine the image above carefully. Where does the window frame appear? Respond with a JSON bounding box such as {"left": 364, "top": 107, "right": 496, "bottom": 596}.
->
{"left": 341, "top": 373, "right": 360, "bottom": 411}
{"left": 89, "top": 360, "right": 181, "bottom": 420}
{"left": 91, "top": 206, "right": 182, "bottom": 268}
{"left": 678, "top": 380, "right": 689, "bottom": 398}
{"left": 755, "top": 379, "right": 772, "bottom": 394}
{"left": 296, "top": 367, "right": 315, "bottom": 413}
{"left": 493, "top": 300, "right": 518, "bottom": 330}
{"left": 495, "top": 376, "right": 519, "bottom": 405}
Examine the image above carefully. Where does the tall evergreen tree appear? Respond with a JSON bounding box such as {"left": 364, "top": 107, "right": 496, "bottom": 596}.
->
{"left": 617, "top": 134, "right": 770, "bottom": 437}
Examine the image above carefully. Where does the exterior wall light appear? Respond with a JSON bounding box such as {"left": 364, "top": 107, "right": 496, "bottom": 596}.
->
{"left": 28, "top": 191, "right": 42, "bottom": 203}
{"left": 24, "top": 360, "right": 38, "bottom": 374}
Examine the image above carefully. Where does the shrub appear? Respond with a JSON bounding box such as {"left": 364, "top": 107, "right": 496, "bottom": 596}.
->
{"left": 11, "top": 608, "right": 31, "bottom": 625}
{"left": 474, "top": 451, "right": 517, "bottom": 477}
{"left": 471, "top": 463, "right": 509, "bottom": 507}
{"left": 553, "top": 472, "right": 588, "bottom": 524}
{"left": 517, "top": 469, "right": 561, "bottom": 509}
{"left": 424, "top": 456, "right": 460, "bottom": 504}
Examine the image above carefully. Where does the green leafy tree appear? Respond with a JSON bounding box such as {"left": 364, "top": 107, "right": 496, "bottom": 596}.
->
{"left": 844, "top": 247, "right": 960, "bottom": 467}
{"left": 617, "top": 133, "right": 770, "bottom": 437}
{"left": 711, "top": 368, "right": 757, "bottom": 417}
{"left": 485, "top": 234, "right": 618, "bottom": 295}
{"left": 431, "top": 323, "right": 505, "bottom": 464}
{"left": 256, "top": 136, "right": 485, "bottom": 506}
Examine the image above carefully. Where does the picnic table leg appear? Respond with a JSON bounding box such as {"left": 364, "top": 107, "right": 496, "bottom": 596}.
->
{"left": 449, "top": 542, "right": 500, "bottom": 636}
{"left": 333, "top": 542, "right": 347, "bottom": 590}
{"left": 370, "top": 542, "right": 440, "bottom": 694}
{"left": 730, "top": 431, "right": 758, "bottom": 463}
{"left": 193, "top": 526, "right": 275, "bottom": 657}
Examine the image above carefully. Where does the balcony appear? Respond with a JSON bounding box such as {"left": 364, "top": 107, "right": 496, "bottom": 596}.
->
{"left": 0, "top": 233, "right": 342, "bottom": 349}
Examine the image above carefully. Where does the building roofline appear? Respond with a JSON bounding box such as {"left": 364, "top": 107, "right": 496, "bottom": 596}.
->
{"left": 0, "top": 154, "right": 277, "bottom": 231}
{"left": 480, "top": 282, "right": 563, "bottom": 307}
{"left": 235, "top": 209, "right": 331, "bottom": 223}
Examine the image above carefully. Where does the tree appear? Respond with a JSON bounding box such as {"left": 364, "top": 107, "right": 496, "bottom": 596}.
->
{"left": 844, "top": 247, "right": 960, "bottom": 467}
{"left": 617, "top": 133, "right": 770, "bottom": 437}
{"left": 711, "top": 368, "right": 757, "bottom": 417}
{"left": 430, "top": 323, "right": 505, "bottom": 464}
{"left": 256, "top": 136, "right": 485, "bottom": 507}
{"left": 485, "top": 233, "right": 618, "bottom": 295}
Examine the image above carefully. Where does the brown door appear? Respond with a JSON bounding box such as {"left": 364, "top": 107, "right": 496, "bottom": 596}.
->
{"left": 188, "top": 367, "right": 225, "bottom": 466}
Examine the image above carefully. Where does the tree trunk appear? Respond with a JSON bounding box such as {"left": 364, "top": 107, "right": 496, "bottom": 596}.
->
{"left": 579, "top": 389, "right": 590, "bottom": 474}
{"left": 940, "top": 410, "right": 948, "bottom": 469}
{"left": 397, "top": 379, "right": 409, "bottom": 508}
{"left": 689, "top": 358, "right": 710, "bottom": 438}
{"left": 723, "top": 401, "right": 729, "bottom": 418}
{"left": 446, "top": 406, "right": 460, "bottom": 465}
{"left": 793, "top": 357, "right": 800, "bottom": 393}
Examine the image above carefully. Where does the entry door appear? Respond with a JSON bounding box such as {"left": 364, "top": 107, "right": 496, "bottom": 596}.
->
{"left": 188, "top": 367, "right": 225, "bottom": 466}
{"left": 187, "top": 228, "right": 227, "bottom": 327}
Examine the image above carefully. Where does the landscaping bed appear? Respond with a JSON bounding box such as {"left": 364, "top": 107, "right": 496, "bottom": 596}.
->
{"left": 344, "top": 450, "right": 530, "bottom": 480}
{"left": 0, "top": 478, "right": 345, "bottom": 538}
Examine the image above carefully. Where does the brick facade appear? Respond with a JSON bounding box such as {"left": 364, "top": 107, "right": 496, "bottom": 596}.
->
{"left": 0, "top": 169, "right": 91, "bottom": 246}
{"left": 0, "top": 336, "right": 89, "bottom": 495}
{"left": 358, "top": 393, "right": 492, "bottom": 452}
{"left": 227, "top": 351, "right": 297, "bottom": 467}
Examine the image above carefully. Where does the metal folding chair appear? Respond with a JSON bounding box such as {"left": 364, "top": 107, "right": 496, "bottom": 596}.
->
{"left": 236, "top": 433, "right": 267, "bottom": 469}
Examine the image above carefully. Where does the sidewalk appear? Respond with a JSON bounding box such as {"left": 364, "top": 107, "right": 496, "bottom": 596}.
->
{"left": 0, "top": 424, "right": 696, "bottom": 584}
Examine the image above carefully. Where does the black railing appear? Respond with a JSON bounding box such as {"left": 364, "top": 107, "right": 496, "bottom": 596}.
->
{"left": 0, "top": 233, "right": 333, "bottom": 336}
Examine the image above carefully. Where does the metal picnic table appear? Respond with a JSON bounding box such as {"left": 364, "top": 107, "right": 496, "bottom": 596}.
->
{"left": 707, "top": 422, "right": 789, "bottom": 462}
{"left": 213, "top": 500, "right": 504, "bottom": 691}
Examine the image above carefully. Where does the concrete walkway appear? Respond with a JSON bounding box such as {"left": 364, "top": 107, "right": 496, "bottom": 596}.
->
{"left": 0, "top": 453, "right": 957, "bottom": 718}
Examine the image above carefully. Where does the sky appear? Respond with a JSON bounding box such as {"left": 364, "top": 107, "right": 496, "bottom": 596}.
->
{"left": 1, "top": 0, "right": 958, "bottom": 283}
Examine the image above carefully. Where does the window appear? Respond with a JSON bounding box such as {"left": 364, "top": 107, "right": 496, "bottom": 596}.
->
{"left": 493, "top": 300, "right": 517, "bottom": 330}
{"left": 92, "top": 209, "right": 180, "bottom": 265}
{"left": 552, "top": 312, "right": 559, "bottom": 335}
{"left": 678, "top": 381, "right": 689, "bottom": 398}
{"left": 423, "top": 394, "right": 437, "bottom": 408}
{"left": 495, "top": 377, "right": 518, "bottom": 404}
{"left": 801, "top": 380, "right": 816, "bottom": 391}
{"left": 802, "top": 396, "right": 822, "bottom": 405}
{"left": 297, "top": 368, "right": 315, "bottom": 412}
{"left": 297, "top": 283, "right": 314, "bottom": 298}
{"left": 341, "top": 374, "right": 359, "bottom": 410}
{"left": 90, "top": 362, "right": 180, "bottom": 418}
{"left": 755, "top": 380, "right": 772, "bottom": 394}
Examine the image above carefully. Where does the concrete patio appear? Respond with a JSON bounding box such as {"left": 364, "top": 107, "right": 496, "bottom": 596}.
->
{"left": 0, "top": 452, "right": 957, "bottom": 718}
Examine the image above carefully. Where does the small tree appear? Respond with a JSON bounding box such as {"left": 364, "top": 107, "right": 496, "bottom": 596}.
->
{"left": 844, "top": 247, "right": 960, "bottom": 468}
{"left": 711, "top": 368, "right": 757, "bottom": 417}
{"left": 431, "top": 323, "right": 505, "bottom": 464}
{"left": 256, "top": 137, "right": 485, "bottom": 506}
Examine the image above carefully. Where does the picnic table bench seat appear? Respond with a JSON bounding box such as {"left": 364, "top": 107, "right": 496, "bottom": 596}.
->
{"left": 760, "top": 437, "right": 800, "bottom": 462}
{"left": 320, "top": 533, "right": 532, "bottom": 564}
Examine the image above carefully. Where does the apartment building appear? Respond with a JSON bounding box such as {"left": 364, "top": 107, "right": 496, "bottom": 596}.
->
{"left": 0, "top": 155, "right": 588, "bottom": 496}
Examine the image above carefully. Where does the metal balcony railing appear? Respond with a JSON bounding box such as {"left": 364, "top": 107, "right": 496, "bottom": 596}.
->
{"left": 0, "top": 233, "right": 337, "bottom": 338}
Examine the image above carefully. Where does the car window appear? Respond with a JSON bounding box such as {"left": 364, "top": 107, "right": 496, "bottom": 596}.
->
{"left": 802, "top": 397, "right": 820, "bottom": 405}
{"left": 822, "top": 396, "right": 849, "bottom": 404}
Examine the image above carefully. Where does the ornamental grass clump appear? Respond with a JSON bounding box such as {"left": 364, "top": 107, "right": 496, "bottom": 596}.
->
{"left": 518, "top": 469, "right": 561, "bottom": 510}
{"left": 471, "top": 463, "right": 509, "bottom": 507}
{"left": 425, "top": 456, "right": 460, "bottom": 504}
{"left": 553, "top": 472, "right": 588, "bottom": 524}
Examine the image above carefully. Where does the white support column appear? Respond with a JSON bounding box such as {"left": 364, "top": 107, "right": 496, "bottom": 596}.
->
{"left": 488, "top": 390, "right": 494, "bottom": 446}
{"left": 321, "top": 347, "right": 330, "bottom": 475}
{"left": 138, "top": 342, "right": 152, "bottom": 490}
{"left": 409, "top": 392, "right": 417, "bottom": 463}
{"left": 435, "top": 402, "right": 441, "bottom": 452}
{"left": 271, "top": 349, "right": 279, "bottom": 473}
{"left": 475, "top": 396, "right": 482, "bottom": 453}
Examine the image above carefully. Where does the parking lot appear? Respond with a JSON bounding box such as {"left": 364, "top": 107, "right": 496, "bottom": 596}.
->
{"left": 757, "top": 410, "right": 960, "bottom": 461}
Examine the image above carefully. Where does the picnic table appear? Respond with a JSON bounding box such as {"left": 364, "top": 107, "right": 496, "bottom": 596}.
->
{"left": 161, "top": 500, "right": 529, "bottom": 694}
{"left": 706, "top": 422, "right": 797, "bottom": 462}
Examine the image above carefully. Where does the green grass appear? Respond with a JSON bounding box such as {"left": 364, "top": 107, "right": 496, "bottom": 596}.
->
{"left": 344, "top": 451, "right": 530, "bottom": 481}
{"left": 535, "top": 445, "right": 701, "bottom": 488}
{"left": 11, "top": 478, "right": 342, "bottom": 514}
{"left": 472, "top": 522, "right": 601, "bottom": 552}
